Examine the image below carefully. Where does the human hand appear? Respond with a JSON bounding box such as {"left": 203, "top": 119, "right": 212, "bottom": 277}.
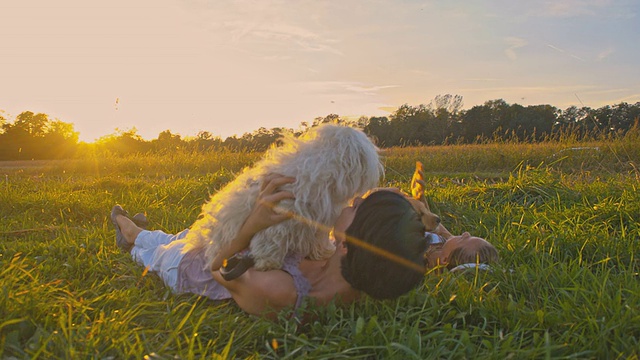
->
{"left": 210, "top": 175, "right": 296, "bottom": 272}
{"left": 242, "top": 175, "right": 296, "bottom": 235}
{"left": 410, "top": 161, "right": 425, "bottom": 200}
{"left": 432, "top": 223, "right": 453, "bottom": 239}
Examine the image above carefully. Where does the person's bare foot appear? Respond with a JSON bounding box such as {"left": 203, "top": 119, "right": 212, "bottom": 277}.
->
{"left": 111, "top": 205, "right": 144, "bottom": 252}
{"left": 116, "top": 214, "right": 143, "bottom": 245}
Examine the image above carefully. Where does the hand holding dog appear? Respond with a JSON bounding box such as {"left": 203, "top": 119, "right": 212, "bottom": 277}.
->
{"left": 244, "top": 174, "right": 296, "bottom": 235}
{"left": 210, "top": 175, "right": 295, "bottom": 271}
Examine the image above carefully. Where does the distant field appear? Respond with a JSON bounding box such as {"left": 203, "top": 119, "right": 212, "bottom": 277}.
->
{"left": 2, "top": 134, "right": 640, "bottom": 358}
{"left": 0, "top": 160, "right": 60, "bottom": 169}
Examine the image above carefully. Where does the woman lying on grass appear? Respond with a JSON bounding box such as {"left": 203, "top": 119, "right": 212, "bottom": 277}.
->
{"left": 411, "top": 163, "right": 498, "bottom": 273}
{"left": 111, "top": 176, "right": 499, "bottom": 319}
{"left": 425, "top": 225, "right": 499, "bottom": 273}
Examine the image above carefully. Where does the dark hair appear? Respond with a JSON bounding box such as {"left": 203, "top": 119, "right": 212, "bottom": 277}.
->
{"left": 340, "top": 191, "right": 428, "bottom": 299}
{"left": 446, "top": 242, "right": 499, "bottom": 270}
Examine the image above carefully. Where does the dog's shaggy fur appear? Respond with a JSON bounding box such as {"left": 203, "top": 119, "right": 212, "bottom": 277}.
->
{"left": 184, "top": 124, "right": 383, "bottom": 270}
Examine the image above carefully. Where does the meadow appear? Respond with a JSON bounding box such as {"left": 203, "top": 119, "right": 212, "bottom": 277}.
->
{"left": 1, "top": 131, "right": 640, "bottom": 359}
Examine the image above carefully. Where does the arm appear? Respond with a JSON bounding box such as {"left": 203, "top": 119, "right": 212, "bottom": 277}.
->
{"left": 210, "top": 175, "right": 296, "bottom": 271}
{"left": 433, "top": 223, "right": 454, "bottom": 240}
{"left": 212, "top": 268, "right": 298, "bottom": 319}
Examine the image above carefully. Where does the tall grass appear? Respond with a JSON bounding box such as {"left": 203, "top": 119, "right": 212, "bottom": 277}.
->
{"left": 1, "top": 133, "right": 639, "bottom": 358}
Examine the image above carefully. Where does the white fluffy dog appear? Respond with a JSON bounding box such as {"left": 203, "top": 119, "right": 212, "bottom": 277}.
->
{"left": 184, "top": 124, "right": 383, "bottom": 271}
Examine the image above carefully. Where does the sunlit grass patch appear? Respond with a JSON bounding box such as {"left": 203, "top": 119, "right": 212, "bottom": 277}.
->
{"left": 2, "top": 136, "right": 640, "bottom": 358}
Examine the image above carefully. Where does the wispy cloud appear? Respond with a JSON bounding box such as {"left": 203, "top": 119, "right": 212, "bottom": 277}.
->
{"left": 378, "top": 106, "right": 398, "bottom": 113}
{"left": 344, "top": 84, "right": 399, "bottom": 95}
{"left": 587, "top": 93, "right": 640, "bottom": 107}
{"left": 184, "top": 1, "right": 343, "bottom": 56}
{"left": 543, "top": 0, "right": 611, "bottom": 17}
{"left": 546, "top": 44, "right": 564, "bottom": 53}
{"left": 582, "top": 88, "right": 630, "bottom": 96}
{"left": 459, "top": 85, "right": 597, "bottom": 93}
{"left": 504, "top": 37, "right": 527, "bottom": 60}
{"left": 612, "top": 93, "right": 640, "bottom": 103}
{"left": 220, "top": 20, "right": 342, "bottom": 55}
{"left": 546, "top": 44, "right": 587, "bottom": 61}
{"left": 464, "top": 78, "right": 502, "bottom": 82}
{"left": 308, "top": 81, "right": 399, "bottom": 96}
{"left": 596, "top": 48, "right": 614, "bottom": 61}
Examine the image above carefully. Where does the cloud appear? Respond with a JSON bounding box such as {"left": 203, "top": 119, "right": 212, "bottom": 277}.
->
{"left": 546, "top": 44, "right": 587, "bottom": 61}
{"left": 504, "top": 37, "right": 527, "bottom": 60}
{"left": 464, "top": 78, "right": 501, "bottom": 82}
{"left": 185, "top": 1, "right": 343, "bottom": 56}
{"left": 459, "top": 84, "right": 597, "bottom": 93}
{"left": 546, "top": 44, "right": 565, "bottom": 53}
{"left": 250, "top": 23, "right": 319, "bottom": 42}
{"left": 542, "top": 0, "right": 614, "bottom": 17}
{"left": 344, "top": 84, "right": 399, "bottom": 96}
{"left": 586, "top": 92, "right": 640, "bottom": 107}
{"left": 378, "top": 106, "right": 398, "bottom": 113}
{"left": 613, "top": 93, "right": 640, "bottom": 103}
{"left": 219, "top": 20, "right": 342, "bottom": 54}
{"left": 582, "top": 88, "right": 631, "bottom": 96}
{"left": 596, "top": 48, "right": 614, "bottom": 61}
{"left": 307, "top": 81, "right": 399, "bottom": 96}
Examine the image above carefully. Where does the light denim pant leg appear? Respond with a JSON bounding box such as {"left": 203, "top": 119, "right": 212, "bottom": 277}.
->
{"left": 130, "top": 229, "right": 190, "bottom": 290}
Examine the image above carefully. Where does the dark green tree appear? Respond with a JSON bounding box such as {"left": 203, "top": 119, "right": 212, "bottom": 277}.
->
{"left": 363, "top": 116, "right": 392, "bottom": 147}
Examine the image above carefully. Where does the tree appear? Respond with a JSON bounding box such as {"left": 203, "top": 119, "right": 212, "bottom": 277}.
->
{"left": 188, "top": 131, "right": 223, "bottom": 152}
{"left": 363, "top": 116, "right": 392, "bottom": 147}
{"left": 460, "top": 102, "right": 496, "bottom": 141}
{"left": 43, "top": 120, "right": 79, "bottom": 158}
{"left": 48, "top": 120, "right": 79, "bottom": 141}
{"left": 347, "top": 116, "right": 367, "bottom": 129}
{"left": 554, "top": 105, "right": 593, "bottom": 138}
{"left": 96, "top": 128, "right": 149, "bottom": 155}
{"left": 13, "top": 111, "right": 49, "bottom": 136}
{"left": 428, "top": 95, "right": 464, "bottom": 144}
{"left": 152, "top": 130, "right": 184, "bottom": 152}
{"left": 428, "top": 94, "right": 464, "bottom": 115}
{"left": 248, "top": 127, "right": 283, "bottom": 151}
{"left": 312, "top": 114, "right": 342, "bottom": 127}
{"left": 0, "top": 111, "right": 6, "bottom": 134}
{"left": 388, "top": 104, "right": 437, "bottom": 146}
{"left": 524, "top": 104, "right": 556, "bottom": 140}
{"left": 0, "top": 111, "right": 80, "bottom": 159}
{"left": 599, "top": 102, "right": 640, "bottom": 134}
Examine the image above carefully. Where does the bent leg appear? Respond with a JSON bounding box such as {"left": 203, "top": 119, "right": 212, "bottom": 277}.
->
{"left": 130, "top": 229, "right": 190, "bottom": 290}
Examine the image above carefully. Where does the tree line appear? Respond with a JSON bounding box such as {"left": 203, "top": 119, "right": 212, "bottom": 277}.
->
{"left": 1, "top": 96, "right": 639, "bottom": 160}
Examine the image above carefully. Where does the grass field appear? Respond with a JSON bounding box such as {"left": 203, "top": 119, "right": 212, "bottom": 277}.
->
{"left": 2, "top": 133, "right": 640, "bottom": 359}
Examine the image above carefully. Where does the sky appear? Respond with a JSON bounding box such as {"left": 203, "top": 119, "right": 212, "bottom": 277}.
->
{"left": 1, "top": 0, "right": 639, "bottom": 142}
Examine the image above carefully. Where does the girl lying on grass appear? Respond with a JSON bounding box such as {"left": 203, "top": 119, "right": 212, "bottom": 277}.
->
{"left": 410, "top": 162, "right": 498, "bottom": 273}
{"left": 111, "top": 177, "right": 499, "bottom": 320}
{"left": 425, "top": 224, "right": 499, "bottom": 273}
